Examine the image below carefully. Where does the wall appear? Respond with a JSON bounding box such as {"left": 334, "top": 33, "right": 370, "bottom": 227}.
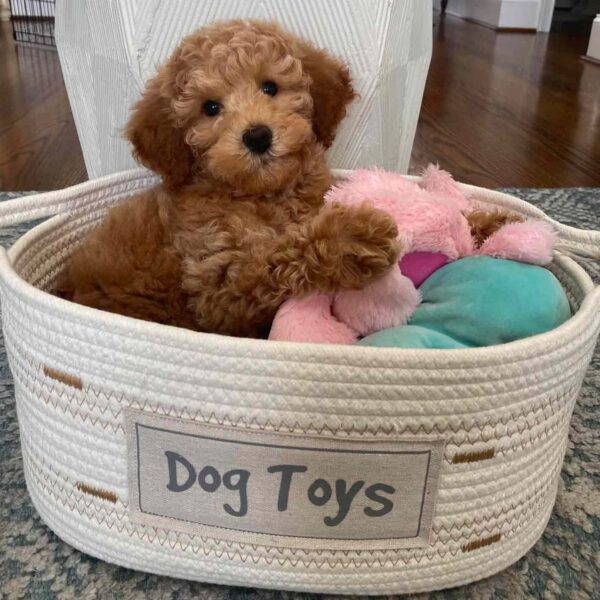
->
{"left": 0, "top": 0, "right": 10, "bottom": 21}
{"left": 499, "top": 0, "right": 542, "bottom": 28}
{"left": 537, "top": 0, "right": 556, "bottom": 31}
{"left": 437, "top": 0, "right": 550, "bottom": 30}
{"left": 587, "top": 15, "right": 600, "bottom": 61}
{"left": 443, "top": 0, "right": 502, "bottom": 27}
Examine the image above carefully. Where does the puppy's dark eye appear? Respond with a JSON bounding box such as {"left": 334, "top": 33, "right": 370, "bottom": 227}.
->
{"left": 203, "top": 100, "right": 221, "bottom": 117}
{"left": 261, "top": 81, "right": 278, "bottom": 96}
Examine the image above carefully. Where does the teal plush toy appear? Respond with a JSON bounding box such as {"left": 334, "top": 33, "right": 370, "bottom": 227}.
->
{"left": 359, "top": 257, "right": 571, "bottom": 349}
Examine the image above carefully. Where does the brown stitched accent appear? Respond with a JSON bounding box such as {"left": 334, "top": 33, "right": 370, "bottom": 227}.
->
{"left": 27, "top": 447, "right": 556, "bottom": 542}
{"left": 14, "top": 343, "right": 574, "bottom": 444}
{"left": 29, "top": 458, "right": 548, "bottom": 566}
{"left": 461, "top": 533, "right": 502, "bottom": 553}
{"left": 76, "top": 482, "right": 118, "bottom": 503}
{"left": 452, "top": 448, "right": 495, "bottom": 464}
{"left": 43, "top": 366, "right": 83, "bottom": 390}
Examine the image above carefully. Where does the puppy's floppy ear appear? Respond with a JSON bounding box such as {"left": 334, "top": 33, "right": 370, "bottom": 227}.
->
{"left": 125, "top": 61, "right": 193, "bottom": 189}
{"left": 298, "top": 43, "right": 356, "bottom": 148}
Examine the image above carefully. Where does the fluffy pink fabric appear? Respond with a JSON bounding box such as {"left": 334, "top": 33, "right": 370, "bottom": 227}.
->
{"left": 269, "top": 294, "right": 357, "bottom": 344}
{"left": 269, "top": 166, "right": 556, "bottom": 345}
{"left": 326, "top": 168, "right": 474, "bottom": 259}
{"left": 333, "top": 268, "right": 421, "bottom": 337}
{"left": 476, "top": 220, "right": 556, "bottom": 265}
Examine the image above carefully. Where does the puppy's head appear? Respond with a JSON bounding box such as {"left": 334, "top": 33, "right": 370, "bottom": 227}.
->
{"left": 126, "top": 20, "right": 356, "bottom": 193}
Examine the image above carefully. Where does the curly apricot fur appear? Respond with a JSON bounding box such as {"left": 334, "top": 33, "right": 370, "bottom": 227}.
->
{"left": 57, "top": 20, "right": 399, "bottom": 338}
{"left": 466, "top": 209, "right": 524, "bottom": 248}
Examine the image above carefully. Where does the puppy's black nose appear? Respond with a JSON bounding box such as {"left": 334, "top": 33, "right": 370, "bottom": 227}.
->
{"left": 242, "top": 125, "right": 272, "bottom": 154}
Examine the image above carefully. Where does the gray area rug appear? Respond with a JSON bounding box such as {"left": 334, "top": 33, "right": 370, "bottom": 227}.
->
{"left": 0, "top": 189, "right": 598, "bottom": 599}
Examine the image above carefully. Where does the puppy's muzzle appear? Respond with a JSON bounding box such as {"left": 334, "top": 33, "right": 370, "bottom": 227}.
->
{"left": 242, "top": 125, "right": 273, "bottom": 154}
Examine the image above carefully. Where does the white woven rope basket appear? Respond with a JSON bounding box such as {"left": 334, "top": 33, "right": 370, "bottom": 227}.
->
{"left": 0, "top": 169, "right": 598, "bottom": 595}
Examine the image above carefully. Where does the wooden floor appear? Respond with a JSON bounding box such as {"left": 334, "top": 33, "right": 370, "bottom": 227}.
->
{"left": 410, "top": 14, "right": 600, "bottom": 187}
{"left": 0, "top": 21, "right": 86, "bottom": 191}
{"left": 0, "top": 16, "right": 599, "bottom": 190}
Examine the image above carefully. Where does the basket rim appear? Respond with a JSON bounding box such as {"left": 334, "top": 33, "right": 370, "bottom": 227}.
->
{"left": 0, "top": 169, "right": 598, "bottom": 370}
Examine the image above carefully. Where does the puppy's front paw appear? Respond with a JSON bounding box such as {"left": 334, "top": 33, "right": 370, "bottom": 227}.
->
{"left": 328, "top": 203, "right": 401, "bottom": 288}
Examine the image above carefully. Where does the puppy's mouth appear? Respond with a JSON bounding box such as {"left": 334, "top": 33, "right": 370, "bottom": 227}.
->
{"left": 244, "top": 147, "right": 302, "bottom": 179}
{"left": 241, "top": 123, "right": 309, "bottom": 166}
{"left": 202, "top": 120, "right": 312, "bottom": 194}
{"left": 241, "top": 130, "right": 298, "bottom": 174}
{"left": 207, "top": 148, "right": 302, "bottom": 195}
{"left": 248, "top": 148, "right": 280, "bottom": 166}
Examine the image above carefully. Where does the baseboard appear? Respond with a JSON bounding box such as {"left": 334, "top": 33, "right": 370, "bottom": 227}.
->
{"left": 460, "top": 16, "right": 536, "bottom": 32}
{"left": 497, "top": 26, "right": 537, "bottom": 32}
{"left": 581, "top": 54, "right": 600, "bottom": 66}
{"left": 443, "top": 0, "right": 541, "bottom": 31}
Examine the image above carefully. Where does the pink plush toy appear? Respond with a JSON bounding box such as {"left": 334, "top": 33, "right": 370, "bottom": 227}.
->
{"left": 269, "top": 166, "right": 556, "bottom": 344}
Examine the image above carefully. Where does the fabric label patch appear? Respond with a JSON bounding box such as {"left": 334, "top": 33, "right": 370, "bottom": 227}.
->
{"left": 126, "top": 410, "right": 444, "bottom": 550}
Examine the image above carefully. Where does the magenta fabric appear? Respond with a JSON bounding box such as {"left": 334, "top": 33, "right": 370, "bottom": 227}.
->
{"left": 400, "top": 251, "right": 449, "bottom": 288}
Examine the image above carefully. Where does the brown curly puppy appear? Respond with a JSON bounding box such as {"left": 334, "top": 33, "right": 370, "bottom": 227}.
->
{"left": 58, "top": 20, "right": 400, "bottom": 337}
{"left": 465, "top": 209, "right": 524, "bottom": 247}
